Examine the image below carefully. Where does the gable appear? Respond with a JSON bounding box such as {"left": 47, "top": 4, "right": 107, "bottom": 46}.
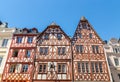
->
{"left": 72, "top": 17, "right": 104, "bottom": 45}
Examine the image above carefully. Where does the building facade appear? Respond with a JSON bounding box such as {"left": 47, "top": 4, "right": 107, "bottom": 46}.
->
{"left": 0, "top": 22, "right": 16, "bottom": 81}
{"left": 2, "top": 17, "right": 111, "bottom": 82}
{"left": 2, "top": 28, "right": 38, "bottom": 82}
{"left": 104, "top": 38, "right": 120, "bottom": 82}
{"left": 72, "top": 17, "right": 110, "bottom": 82}
{"left": 33, "top": 23, "right": 72, "bottom": 82}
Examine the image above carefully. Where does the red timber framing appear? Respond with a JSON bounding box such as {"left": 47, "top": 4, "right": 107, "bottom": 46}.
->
{"left": 72, "top": 17, "right": 110, "bottom": 82}
{"left": 33, "top": 23, "right": 72, "bottom": 82}
{"left": 2, "top": 28, "right": 38, "bottom": 82}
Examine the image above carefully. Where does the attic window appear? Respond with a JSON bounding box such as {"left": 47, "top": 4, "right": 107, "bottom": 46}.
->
{"left": 82, "top": 23, "right": 87, "bottom": 29}
{"left": 78, "top": 33, "right": 82, "bottom": 38}
{"left": 44, "top": 34, "right": 49, "bottom": 40}
{"left": 89, "top": 33, "right": 92, "bottom": 39}
{"left": 57, "top": 34, "right": 62, "bottom": 40}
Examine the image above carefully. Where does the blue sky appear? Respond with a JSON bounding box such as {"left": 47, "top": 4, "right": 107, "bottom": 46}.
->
{"left": 0, "top": 0, "right": 120, "bottom": 40}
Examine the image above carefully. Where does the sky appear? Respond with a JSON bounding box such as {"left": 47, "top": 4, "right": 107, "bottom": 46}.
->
{"left": 0, "top": 0, "right": 120, "bottom": 40}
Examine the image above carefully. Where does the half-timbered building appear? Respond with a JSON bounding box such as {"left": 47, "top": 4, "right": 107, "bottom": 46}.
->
{"left": 2, "top": 28, "right": 38, "bottom": 82}
{"left": 33, "top": 23, "right": 72, "bottom": 82}
{"left": 72, "top": 17, "right": 110, "bottom": 82}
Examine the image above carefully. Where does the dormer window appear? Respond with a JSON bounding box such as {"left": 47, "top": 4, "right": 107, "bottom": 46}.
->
{"left": 44, "top": 34, "right": 49, "bottom": 40}
{"left": 57, "top": 34, "right": 62, "bottom": 40}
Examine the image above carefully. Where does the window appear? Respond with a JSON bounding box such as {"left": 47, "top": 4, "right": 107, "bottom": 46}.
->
{"left": 58, "top": 64, "right": 66, "bottom": 73}
{"left": 0, "top": 56, "right": 3, "bottom": 66}
{"left": 39, "top": 64, "right": 47, "bottom": 73}
{"left": 44, "top": 34, "right": 49, "bottom": 40}
{"left": 86, "top": 62, "right": 89, "bottom": 73}
{"left": 58, "top": 47, "right": 66, "bottom": 55}
{"left": 99, "top": 62, "right": 103, "bottom": 73}
{"left": 95, "top": 62, "right": 99, "bottom": 73}
{"left": 89, "top": 33, "right": 92, "bottom": 39}
{"left": 114, "top": 58, "right": 119, "bottom": 66}
{"left": 82, "top": 63, "right": 85, "bottom": 73}
{"left": 57, "top": 34, "right": 62, "bottom": 40}
{"left": 2, "top": 39, "right": 8, "bottom": 47}
{"left": 22, "top": 64, "right": 28, "bottom": 72}
{"left": 76, "top": 45, "right": 83, "bottom": 53}
{"left": 27, "top": 37, "right": 33, "bottom": 43}
{"left": 92, "top": 45, "right": 99, "bottom": 53}
{"left": 26, "top": 50, "right": 31, "bottom": 57}
{"left": 17, "top": 37, "right": 22, "bottom": 43}
{"left": 118, "top": 74, "right": 120, "bottom": 79}
{"left": 91, "top": 62, "right": 103, "bottom": 73}
{"left": 91, "top": 62, "right": 95, "bottom": 73}
{"left": 78, "top": 62, "right": 90, "bottom": 73}
{"left": 9, "top": 64, "right": 16, "bottom": 73}
{"left": 78, "top": 33, "right": 82, "bottom": 38}
{"left": 82, "top": 23, "right": 87, "bottom": 29}
{"left": 12, "top": 50, "right": 18, "bottom": 57}
{"left": 40, "top": 47, "right": 48, "bottom": 55}
{"left": 78, "top": 62, "right": 81, "bottom": 73}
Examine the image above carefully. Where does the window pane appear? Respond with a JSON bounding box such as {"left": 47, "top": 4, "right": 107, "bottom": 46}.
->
{"left": 91, "top": 62, "right": 95, "bottom": 73}
{"left": 9, "top": 64, "right": 16, "bottom": 73}
{"left": 95, "top": 62, "right": 99, "bottom": 73}
{"left": 76, "top": 45, "right": 83, "bottom": 53}
{"left": 96, "top": 46, "right": 99, "bottom": 53}
{"left": 86, "top": 63, "right": 89, "bottom": 73}
{"left": 57, "top": 34, "right": 62, "bottom": 40}
{"left": 17, "top": 37, "right": 22, "bottom": 43}
{"left": 62, "top": 64, "right": 66, "bottom": 73}
{"left": 39, "top": 65, "right": 42, "bottom": 73}
{"left": 78, "top": 62, "right": 81, "bottom": 73}
{"left": 82, "top": 63, "right": 85, "bottom": 73}
{"left": 92, "top": 45, "right": 95, "bottom": 53}
{"left": 0, "top": 57, "right": 3, "bottom": 66}
{"left": 78, "top": 33, "right": 82, "bottom": 38}
{"left": 13, "top": 50, "right": 18, "bottom": 57}
{"left": 27, "top": 37, "right": 33, "bottom": 43}
{"left": 58, "top": 64, "right": 61, "bottom": 73}
{"left": 22, "top": 64, "right": 28, "bottom": 72}
{"left": 2, "top": 39, "right": 8, "bottom": 47}
{"left": 89, "top": 33, "right": 92, "bottom": 39}
{"left": 114, "top": 58, "right": 119, "bottom": 66}
{"left": 26, "top": 50, "right": 31, "bottom": 57}
{"left": 99, "top": 62, "right": 103, "bottom": 73}
{"left": 44, "top": 34, "right": 49, "bottom": 40}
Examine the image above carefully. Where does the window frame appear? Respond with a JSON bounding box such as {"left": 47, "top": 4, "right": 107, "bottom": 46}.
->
{"left": 12, "top": 50, "right": 19, "bottom": 57}
{"left": 17, "top": 37, "right": 22, "bottom": 43}
{"left": 27, "top": 37, "right": 33, "bottom": 43}
{"left": 114, "top": 58, "right": 119, "bottom": 66}
{"left": 0, "top": 56, "right": 3, "bottom": 66}
{"left": 38, "top": 63, "right": 47, "bottom": 74}
{"left": 58, "top": 47, "right": 66, "bottom": 55}
{"left": 2, "top": 39, "right": 8, "bottom": 47}
{"left": 26, "top": 50, "right": 31, "bottom": 58}
{"left": 57, "top": 63, "right": 66, "bottom": 74}
{"left": 9, "top": 64, "right": 16, "bottom": 73}
{"left": 39, "top": 47, "right": 49, "bottom": 55}
{"left": 57, "top": 33, "right": 62, "bottom": 40}
{"left": 21, "top": 64, "right": 29, "bottom": 73}
{"left": 76, "top": 45, "right": 83, "bottom": 53}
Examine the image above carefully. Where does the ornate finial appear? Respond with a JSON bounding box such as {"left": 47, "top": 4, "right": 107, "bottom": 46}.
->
{"left": 80, "top": 16, "right": 86, "bottom": 21}
{"left": 50, "top": 22, "right": 57, "bottom": 26}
